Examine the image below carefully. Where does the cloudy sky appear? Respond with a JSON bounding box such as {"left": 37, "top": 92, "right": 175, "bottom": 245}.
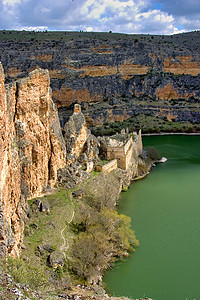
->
{"left": 0, "top": 0, "right": 200, "bottom": 35}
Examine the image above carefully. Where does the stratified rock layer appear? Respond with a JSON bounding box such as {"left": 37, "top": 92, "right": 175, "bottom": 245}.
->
{"left": 0, "top": 63, "right": 66, "bottom": 257}
{"left": 0, "top": 31, "right": 200, "bottom": 107}
{"left": 0, "top": 31, "right": 200, "bottom": 127}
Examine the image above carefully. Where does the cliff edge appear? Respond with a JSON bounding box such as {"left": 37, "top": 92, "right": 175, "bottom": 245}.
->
{"left": 0, "top": 63, "right": 66, "bottom": 257}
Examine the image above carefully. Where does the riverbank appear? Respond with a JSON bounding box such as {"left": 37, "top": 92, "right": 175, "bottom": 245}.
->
{"left": 142, "top": 132, "right": 200, "bottom": 136}
{"left": 3, "top": 146, "right": 154, "bottom": 299}
{"left": 104, "top": 135, "right": 200, "bottom": 300}
{"left": 0, "top": 102, "right": 156, "bottom": 299}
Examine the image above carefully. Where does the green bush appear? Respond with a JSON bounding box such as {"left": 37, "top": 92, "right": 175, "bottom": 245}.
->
{"left": 99, "top": 208, "right": 139, "bottom": 252}
{"left": 145, "top": 146, "right": 161, "bottom": 161}
{"left": 70, "top": 206, "right": 139, "bottom": 281}
{"left": 55, "top": 265, "right": 64, "bottom": 280}
{"left": 122, "top": 185, "right": 128, "bottom": 192}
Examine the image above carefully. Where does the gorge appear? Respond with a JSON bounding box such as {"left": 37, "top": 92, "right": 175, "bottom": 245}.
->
{"left": 0, "top": 61, "right": 152, "bottom": 299}
{"left": 0, "top": 30, "right": 200, "bottom": 299}
{"left": 0, "top": 30, "right": 200, "bottom": 133}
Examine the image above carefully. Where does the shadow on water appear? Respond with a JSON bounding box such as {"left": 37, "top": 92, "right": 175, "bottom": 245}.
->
{"left": 104, "top": 135, "right": 200, "bottom": 300}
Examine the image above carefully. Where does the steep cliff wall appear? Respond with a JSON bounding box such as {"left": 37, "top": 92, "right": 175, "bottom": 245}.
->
{"left": 63, "top": 104, "right": 90, "bottom": 164}
{"left": 0, "top": 31, "right": 200, "bottom": 128}
{"left": 0, "top": 63, "right": 66, "bottom": 257}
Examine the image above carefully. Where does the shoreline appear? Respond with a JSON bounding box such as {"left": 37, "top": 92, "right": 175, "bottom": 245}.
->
{"left": 142, "top": 132, "right": 200, "bottom": 136}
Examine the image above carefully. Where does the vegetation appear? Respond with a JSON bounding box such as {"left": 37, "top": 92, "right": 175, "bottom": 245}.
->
{"left": 13, "top": 188, "right": 75, "bottom": 294}
{"left": 5, "top": 257, "right": 48, "bottom": 289}
{"left": 0, "top": 30, "right": 157, "bottom": 42}
{"left": 91, "top": 114, "right": 200, "bottom": 136}
{"left": 3, "top": 172, "right": 139, "bottom": 296}
{"left": 0, "top": 30, "right": 199, "bottom": 50}
{"left": 68, "top": 172, "right": 139, "bottom": 282}
{"left": 70, "top": 200, "right": 138, "bottom": 281}
{"left": 0, "top": 30, "right": 179, "bottom": 42}
{"left": 145, "top": 146, "right": 161, "bottom": 161}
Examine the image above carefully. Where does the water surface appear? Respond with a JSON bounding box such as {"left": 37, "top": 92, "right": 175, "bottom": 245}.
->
{"left": 104, "top": 135, "right": 200, "bottom": 300}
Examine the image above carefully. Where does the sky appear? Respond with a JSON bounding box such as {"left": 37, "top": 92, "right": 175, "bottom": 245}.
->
{"left": 0, "top": 0, "right": 200, "bottom": 35}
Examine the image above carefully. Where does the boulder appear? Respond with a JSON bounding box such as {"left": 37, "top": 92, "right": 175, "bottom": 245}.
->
{"left": 47, "top": 251, "right": 66, "bottom": 267}
{"left": 72, "top": 189, "right": 83, "bottom": 199}
{"left": 34, "top": 198, "right": 50, "bottom": 214}
{"left": 40, "top": 202, "right": 50, "bottom": 214}
{"left": 159, "top": 157, "right": 168, "bottom": 163}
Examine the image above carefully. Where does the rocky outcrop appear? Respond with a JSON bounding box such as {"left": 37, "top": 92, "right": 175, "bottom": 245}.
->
{"left": 63, "top": 104, "right": 99, "bottom": 164}
{"left": 0, "top": 63, "right": 66, "bottom": 257}
{"left": 58, "top": 104, "right": 145, "bottom": 194}
{"left": 57, "top": 104, "right": 100, "bottom": 188}
{"left": 64, "top": 98, "right": 200, "bottom": 129}
{"left": 63, "top": 104, "right": 90, "bottom": 164}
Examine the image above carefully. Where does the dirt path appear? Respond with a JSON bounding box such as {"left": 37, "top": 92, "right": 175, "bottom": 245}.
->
{"left": 60, "top": 207, "right": 75, "bottom": 257}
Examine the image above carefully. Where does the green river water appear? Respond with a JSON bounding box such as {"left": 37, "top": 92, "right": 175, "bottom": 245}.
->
{"left": 104, "top": 135, "right": 200, "bottom": 300}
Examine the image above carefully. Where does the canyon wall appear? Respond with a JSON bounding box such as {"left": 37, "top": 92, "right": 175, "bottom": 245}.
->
{"left": 0, "top": 63, "right": 66, "bottom": 257}
{"left": 0, "top": 31, "right": 200, "bottom": 127}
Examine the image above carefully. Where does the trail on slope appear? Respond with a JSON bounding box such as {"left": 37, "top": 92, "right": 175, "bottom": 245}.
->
{"left": 60, "top": 207, "right": 75, "bottom": 257}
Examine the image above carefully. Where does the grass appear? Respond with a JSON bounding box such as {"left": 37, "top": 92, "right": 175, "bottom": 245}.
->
{"left": 17, "top": 188, "right": 76, "bottom": 293}
{"left": 25, "top": 188, "right": 73, "bottom": 251}
{"left": 131, "top": 114, "right": 200, "bottom": 133}
{"left": 91, "top": 113, "right": 200, "bottom": 136}
{"left": 2, "top": 164, "right": 143, "bottom": 297}
{"left": 0, "top": 30, "right": 148, "bottom": 42}
{"left": 0, "top": 30, "right": 199, "bottom": 45}
{"left": 87, "top": 96, "right": 200, "bottom": 136}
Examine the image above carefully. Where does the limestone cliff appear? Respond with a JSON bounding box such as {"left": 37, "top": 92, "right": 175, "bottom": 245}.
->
{"left": 63, "top": 104, "right": 90, "bottom": 164}
{"left": 0, "top": 63, "right": 66, "bottom": 257}
{"left": 0, "top": 31, "right": 200, "bottom": 128}
{"left": 63, "top": 104, "right": 99, "bottom": 165}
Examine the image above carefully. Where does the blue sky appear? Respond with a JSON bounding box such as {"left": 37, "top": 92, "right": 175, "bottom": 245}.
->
{"left": 0, "top": 0, "right": 200, "bottom": 34}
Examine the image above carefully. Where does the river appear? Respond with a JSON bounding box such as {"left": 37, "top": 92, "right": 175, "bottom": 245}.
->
{"left": 104, "top": 135, "right": 200, "bottom": 300}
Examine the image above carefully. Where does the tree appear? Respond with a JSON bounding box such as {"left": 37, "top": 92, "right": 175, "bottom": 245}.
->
{"left": 146, "top": 146, "right": 161, "bottom": 161}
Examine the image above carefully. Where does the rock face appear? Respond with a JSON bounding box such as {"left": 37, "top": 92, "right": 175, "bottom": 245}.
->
{"left": 63, "top": 104, "right": 99, "bottom": 165}
{"left": 63, "top": 104, "right": 90, "bottom": 164}
{"left": 78, "top": 99, "right": 200, "bottom": 127}
{"left": 0, "top": 63, "right": 66, "bottom": 257}
{"left": 57, "top": 104, "right": 100, "bottom": 189}
{"left": 0, "top": 31, "right": 200, "bottom": 127}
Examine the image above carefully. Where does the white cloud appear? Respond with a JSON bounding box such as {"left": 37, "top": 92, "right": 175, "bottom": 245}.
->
{"left": 153, "top": 11, "right": 173, "bottom": 23}
{"left": 81, "top": 0, "right": 138, "bottom": 19}
{"left": 173, "top": 27, "right": 185, "bottom": 34}
{"left": 86, "top": 26, "right": 93, "bottom": 31}
{"left": 2, "top": 0, "right": 21, "bottom": 5}
{"left": 78, "top": 0, "right": 179, "bottom": 34}
{"left": 20, "top": 26, "right": 48, "bottom": 31}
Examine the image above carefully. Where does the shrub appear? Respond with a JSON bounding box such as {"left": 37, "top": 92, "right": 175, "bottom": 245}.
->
{"left": 139, "top": 149, "right": 148, "bottom": 161}
{"left": 145, "top": 146, "right": 161, "bottom": 161}
{"left": 55, "top": 265, "right": 64, "bottom": 280}
{"left": 69, "top": 206, "right": 139, "bottom": 281}
{"left": 70, "top": 232, "right": 106, "bottom": 280}
{"left": 99, "top": 208, "right": 139, "bottom": 252}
